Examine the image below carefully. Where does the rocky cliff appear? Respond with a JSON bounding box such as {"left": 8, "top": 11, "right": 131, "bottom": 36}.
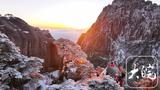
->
{"left": 54, "top": 38, "right": 95, "bottom": 81}
{"left": 0, "top": 14, "right": 58, "bottom": 72}
{"left": 0, "top": 31, "right": 123, "bottom": 90}
{"left": 78, "top": 0, "right": 160, "bottom": 66}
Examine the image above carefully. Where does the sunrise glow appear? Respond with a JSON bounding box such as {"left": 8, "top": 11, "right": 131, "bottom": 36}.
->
{"left": 27, "top": 0, "right": 110, "bottom": 30}
{"left": 0, "top": 0, "right": 112, "bottom": 30}
{"left": 0, "top": 0, "right": 159, "bottom": 30}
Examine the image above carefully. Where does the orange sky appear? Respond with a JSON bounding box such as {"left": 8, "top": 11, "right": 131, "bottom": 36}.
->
{"left": 26, "top": 0, "right": 112, "bottom": 30}
{"left": 30, "top": 20, "right": 76, "bottom": 30}
{"left": 0, "top": 0, "right": 113, "bottom": 30}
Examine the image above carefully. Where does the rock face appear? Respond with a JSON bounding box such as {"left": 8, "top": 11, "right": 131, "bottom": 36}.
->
{"left": 0, "top": 31, "right": 124, "bottom": 90}
{"left": 54, "top": 38, "right": 94, "bottom": 81}
{"left": 78, "top": 0, "right": 160, "bottom": 66}
{"left": 0, "top": 15, "right": 58, "bottom": 72}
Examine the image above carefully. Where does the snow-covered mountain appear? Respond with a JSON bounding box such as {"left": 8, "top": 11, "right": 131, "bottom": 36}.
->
{"left": 78, "top": 0, "right": 160, "bottom": 67}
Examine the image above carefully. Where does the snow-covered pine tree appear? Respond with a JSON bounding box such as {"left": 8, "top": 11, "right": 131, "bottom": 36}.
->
{"left": 0, "top": 32, "right": 44, "bottom": 90}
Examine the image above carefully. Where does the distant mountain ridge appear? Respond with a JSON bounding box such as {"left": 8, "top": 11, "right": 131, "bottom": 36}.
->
{"left": 49, "top": 29, "right": 84, "bottom": 42}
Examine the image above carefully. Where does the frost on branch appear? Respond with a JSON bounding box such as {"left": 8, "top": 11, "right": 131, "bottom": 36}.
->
{"left": 0, "top": 32, "right": 44, "bottom": 90}
{"left": 46, "top": 75, "right": 123, "bottom": 90}
{"left": 47, "top": 79, "right": 88, "bottom": 90}
{"left": 88, "top": 75, "right": 123, "bottom": 90}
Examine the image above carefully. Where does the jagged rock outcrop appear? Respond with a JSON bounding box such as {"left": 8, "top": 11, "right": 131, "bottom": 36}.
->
{"left": 0, "top": 15, "right": 59, "bottom": 72}
{"left": 0, "top": 31, "right": 124, "bottom": 90}
{"left": 54, "top": 38, "right": 95, "bottom": 81}
{"left": 78, "top": 0, "right": 160, "bottom": 66}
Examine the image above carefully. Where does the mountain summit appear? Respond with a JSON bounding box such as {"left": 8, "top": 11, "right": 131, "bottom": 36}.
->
{"left": 78, "top": 0, "right": 160, "bottom": 66}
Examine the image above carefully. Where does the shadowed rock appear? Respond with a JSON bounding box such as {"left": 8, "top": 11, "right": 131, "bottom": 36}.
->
{"left": 0, "top": 15, "right": 60, "bottom": 72}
